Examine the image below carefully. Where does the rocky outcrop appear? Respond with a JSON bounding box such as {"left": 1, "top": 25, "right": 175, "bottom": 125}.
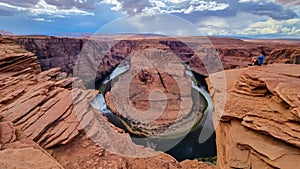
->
{"left": 0, "top": 46, "right": 98, "bottom": 149}
{"left": 208, "top": 64, "right": 300, "bottom": 169}
{"left": 105, "top": 48, "right": 201, "bottom": 136}
{"left": 0, "top": 147, "right": 64, "bottom": 169}
{"left": 266, "top": 48, "right": 300, "bottom": 64}
{"left": 0, "top": 124, "right": 62, "bottom": 169}
{"left": 0, "top": 36, "right": 214, "bottom": 169}
{"left": 0, "top": 37, "right": 40, "bottom": 74}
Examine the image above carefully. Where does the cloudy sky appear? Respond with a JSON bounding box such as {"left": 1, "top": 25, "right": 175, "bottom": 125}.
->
{"left": 0, "top": 0, "right": 300, "bottom": 38}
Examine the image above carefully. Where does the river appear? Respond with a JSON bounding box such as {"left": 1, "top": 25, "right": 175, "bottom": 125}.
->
{"left": 91, "top": 63, "right": 216, "bottom": 161}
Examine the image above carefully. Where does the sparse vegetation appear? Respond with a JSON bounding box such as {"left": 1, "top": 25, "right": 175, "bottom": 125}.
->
{"left": 98, "top": 80, "right": 111, "bottom": 94}
{"left": 13, "top": 49, "right": 26, "bottom": 53}
{"left": 197, "top": 156, "right": 217, "bottom": 165}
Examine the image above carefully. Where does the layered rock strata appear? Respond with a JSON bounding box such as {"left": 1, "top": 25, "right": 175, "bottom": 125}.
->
{"left": 5, "top": 35, "right": 300, "bottom": 168}
{"left": 266, "top": 48, "right": 300, "bottom": 64}
{"left": 0, "top": 42, "right": 98, "bottom": 148}
{"left": 0, "top": 36, "right": 214, "bottom": 169}
{"left": 208, "top": 64, "right": 300, "bottom": 169}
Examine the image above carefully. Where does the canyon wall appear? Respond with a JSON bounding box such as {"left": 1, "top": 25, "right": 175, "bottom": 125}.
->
{"left": 208, "top": 64, "right": 300, "bottom": 169}
{"left": 15, "top": 36, "right": 85, "bottom": 74}
{"left": 0, "top": 36, "right": 214, "bottom": 168}
{"left": 15, "top": 37, "right": 201, "bottom": 79}
{"left": 15, "top": 36, "right": 299, "bottom": 84}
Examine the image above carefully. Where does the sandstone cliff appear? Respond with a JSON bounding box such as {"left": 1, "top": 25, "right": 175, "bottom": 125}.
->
{"left": 266, "top": 48, "right": 300, "bottom": 64}
{"left": 15, "top": 36, "right": 85, "bottom": 74}
{"left": 14, "top": 36, "right": 300, "bottom": 84}
{"left": 0, "top": 36, "right": 213, "bottom": 168}
{"left": 208, "top": 64, "right": 300, "bottom": 169}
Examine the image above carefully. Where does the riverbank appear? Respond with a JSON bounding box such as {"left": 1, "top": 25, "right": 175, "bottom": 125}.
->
{"left": 91, "top": 53, "right": 216, "bottom": 161}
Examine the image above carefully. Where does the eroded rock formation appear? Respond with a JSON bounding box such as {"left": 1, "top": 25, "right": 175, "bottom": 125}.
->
{"left": 105, "top": 48, "right": 201, "bottom": 136}
{"left": 15, "top": 36, "right": 85, "bottom": 74}
{"left": 2, "top": 35, "right": 300, "bottom": 169}
{"left": 14, "top": 36, "right": 300, "bottom": 83}
{"left": 208, "top": 64, "right": 300, "bottom": 169}
{"left": 0, "top": 36, "right": 214, "bottom": 168}
{"left": 266, "top": 48, "right": 300, "bottom": 64}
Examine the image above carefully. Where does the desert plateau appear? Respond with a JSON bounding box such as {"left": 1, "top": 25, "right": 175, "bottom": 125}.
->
{"left": 0, "top": 34, "right": 299, "bottom": 169}
{"left": 1, "top": 0, "right": 300, "bottom": 168}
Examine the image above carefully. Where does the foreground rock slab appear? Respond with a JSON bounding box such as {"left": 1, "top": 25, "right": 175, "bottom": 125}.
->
{"left": 0, "top": 147, "right": 64, "bottom": 169}
{"left": 208, "top": 64, "right": 300, "bottom": 169}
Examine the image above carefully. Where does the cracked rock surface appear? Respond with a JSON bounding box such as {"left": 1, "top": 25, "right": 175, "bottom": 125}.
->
{"left": 208, "top": 64, "right": 300, "bottom": 169}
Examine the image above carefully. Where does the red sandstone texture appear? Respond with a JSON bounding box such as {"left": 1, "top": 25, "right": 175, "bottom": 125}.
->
{"left": 13, "top": 35, "right": 300, "bottom": 78}
{"left": 105, "top": 48, "right": 197, "bottom": 136}
{"left": 1, "top": 35, "right": 300, "bottom": 169}
{"left": 208, "top": 64, "right": 300, "bottom": 169}
{"left": 0, "top": 36, "right": 214, "bottom": 168}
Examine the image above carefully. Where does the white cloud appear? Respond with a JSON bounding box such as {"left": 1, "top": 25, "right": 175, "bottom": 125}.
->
{"left": 150, "top": 0, "right": 166, "bottom": 8}
{"left": 30, "top": 0, "right": 94, "bottom": 17}
{"left": 239, "top": 18, "right": 300, "bottom": 36}
{"left": 44, "top": 0, "right": 96, "bottom": 10}
{"left": 0, "top": 0, "right": 94, "bottom": 17}
{"left": 0, "top": 0, "right": 39, "bottom": 8}
{"left": 164, "top": 0, "right": 187, "bottom": 3}
{"left": 200, "top": 17, "right": 229, "bottom": 28}
{"left": 146, "top": 0, "right": 229, "bottom": 15}
{"left": 33, "top": 18, "right": 45, "bottom": 21}
{"left": 239, "top": 0, "right": 275, "bottom": 3}
{"left": 0, "top": 2, "right": 27, "bottom": 11}
{"left": 196, "top": 12, "right": 261, "bottom": 36}
{"left": 99, "top": 0, "right": 298, "bottom": 21}
{"left": 32, "top": 17, "right": 54, "bottom": 22}
{"left": 99, "top": 14, "right": 204, "bottom": 36}
{"left": 193, "top": 1, "right": 229, "bottom": 12}
{"left": 78, "top": 22, "right": 95, "bottom": 26}
{"left": 101, "top": 0, "right": 229, "bottom": 15}
{"left": 239, "top": 0, "right": 260, "bottom": 3}
{"left": 184, "top": 5, "right": 194, "bottom": 14}
{"left": 100, "top": 0, "right": 122, "bottom": 11}
{"left": 198, "top": 24, "right": 240, "bottom": 36}
{"left": 1, "top": 0, "right": 299, "bottom": 38}
{"left": 196, "top": 11, "right": 300, "bottom": 38}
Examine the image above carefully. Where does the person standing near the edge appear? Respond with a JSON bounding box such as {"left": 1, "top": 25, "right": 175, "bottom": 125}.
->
{"left": 249, "top": 49, "right": 266, "bottom": 66}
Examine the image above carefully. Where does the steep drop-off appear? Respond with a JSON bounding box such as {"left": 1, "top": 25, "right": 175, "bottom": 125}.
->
{"left": 14, "top": 36, "right": 300, "bottom": 82}
{"left": 0, "top": 36, "right": 214, "bottom": 168}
